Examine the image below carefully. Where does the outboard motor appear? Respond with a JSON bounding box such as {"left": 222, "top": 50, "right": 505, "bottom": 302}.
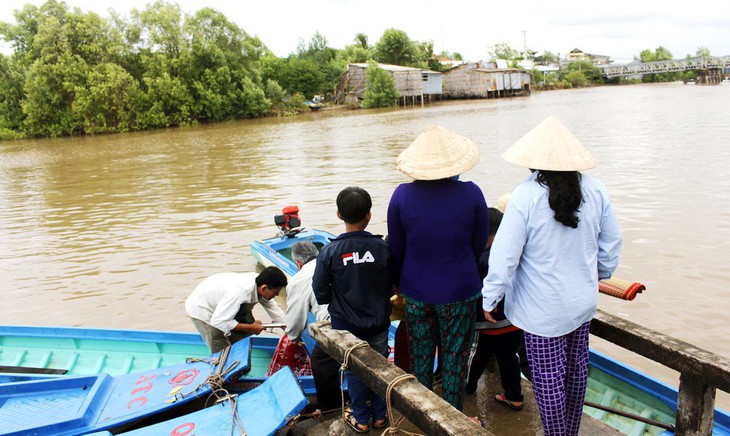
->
{"left": 274, "top": 205, "right": 302, "bottom": 236}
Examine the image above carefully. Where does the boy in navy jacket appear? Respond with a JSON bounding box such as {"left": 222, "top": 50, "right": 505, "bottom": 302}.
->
{"left": 313, "top": 186, "right": 392, "bottom": 433}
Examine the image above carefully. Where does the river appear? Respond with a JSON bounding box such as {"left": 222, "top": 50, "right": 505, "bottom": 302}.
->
{"left": 1, "top": 82, "right": 729, "bottom": 408}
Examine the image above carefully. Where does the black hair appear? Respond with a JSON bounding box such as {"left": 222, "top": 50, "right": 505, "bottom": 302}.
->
{"left": 535, "top": 170, "right": 583, "bottom": 228}
{"left": 255, "top": 266, "right": 288, "bottom": 289}
{"left": 336, "top": 186, "right": 372, "bottom": 224}
{"left": 488, "top": 207, "right": 503, "bottom": 236}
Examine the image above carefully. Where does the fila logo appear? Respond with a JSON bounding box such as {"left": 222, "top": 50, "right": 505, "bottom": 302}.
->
{"left": 342, "top": 251, "right": 375, "bottom": 266}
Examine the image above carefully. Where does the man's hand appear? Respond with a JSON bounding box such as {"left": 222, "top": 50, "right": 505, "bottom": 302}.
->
{"left": 249, "top": 320, "right": 265, "bottom": 335}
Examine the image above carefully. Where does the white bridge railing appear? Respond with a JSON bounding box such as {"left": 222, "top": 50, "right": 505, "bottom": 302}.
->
{"left": 600, "top": 56, "right": 730, "bottom": 78}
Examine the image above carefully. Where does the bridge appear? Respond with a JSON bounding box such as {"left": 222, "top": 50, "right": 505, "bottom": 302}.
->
{"left": 600, "top": 56, "right": 730, "bottom": 81}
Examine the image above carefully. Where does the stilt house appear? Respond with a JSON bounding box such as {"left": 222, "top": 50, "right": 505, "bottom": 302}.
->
{"left": 442, "top": 63, "right": 531, "bottom": 99}
{"left": 335, "top": 63, "right": 442, "bottom": 106}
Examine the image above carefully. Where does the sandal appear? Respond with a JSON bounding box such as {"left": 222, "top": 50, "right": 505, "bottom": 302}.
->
{"left": 344, "top": 411, "right": 370, "bottom": 433}
{"left": 494, "top": 393, "right": 524, "bottom": 411}
{"left": 372, "top": 417, "right": 388, "bottom": 429}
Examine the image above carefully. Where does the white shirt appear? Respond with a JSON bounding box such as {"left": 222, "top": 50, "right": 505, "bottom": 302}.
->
{"left": 285, "top": 260, "right": 330, "bottom": 342}
{"left": 185, "top": 272, "right": 285, "bottom": 335}
{"left": 482, "top": 172, "right": 622, "bottom": 337}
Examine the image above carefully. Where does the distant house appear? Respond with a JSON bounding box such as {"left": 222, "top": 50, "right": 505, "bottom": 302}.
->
{"left": 335, "top": 63, "right": 442, "bottom": 106}
{"left": 442, "top": 63, "right": 531, "bottom": 99}
{"left": 566, "top": 48, "right": 612, "bottom": 65}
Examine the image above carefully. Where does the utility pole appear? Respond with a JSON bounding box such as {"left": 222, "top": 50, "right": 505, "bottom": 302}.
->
{"left": 522, "top": 30, "right": 528, "bottom": 59}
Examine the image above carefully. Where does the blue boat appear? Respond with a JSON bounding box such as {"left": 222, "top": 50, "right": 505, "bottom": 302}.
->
{"left": 249, "top": 207, "right": 730, "bottom": 435}
{"left": 89, "top": 366, "right": 308, "bottom": 436}
{"left": 250, "top": 229, "right": 333, "bottom": 278}
{"left": 249, "top": 205, "right": 334, "bottom": 277}
{"left": 0, "top": 325, "right": 316, "bottom": 396}
{"left": 0, "top": 338, "right": 253, "bottom": 435}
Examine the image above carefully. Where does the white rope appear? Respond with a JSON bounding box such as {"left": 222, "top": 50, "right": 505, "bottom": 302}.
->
{"left": 380, "top": 374, "right": 422, "bottom": 436}
{"left": 340, "top": 340, "right": 370, "bottom": 419}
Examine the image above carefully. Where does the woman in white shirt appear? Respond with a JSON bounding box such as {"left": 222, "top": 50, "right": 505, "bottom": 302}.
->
{"left": 482, "top": 116, "right": 622, "bottom": 436}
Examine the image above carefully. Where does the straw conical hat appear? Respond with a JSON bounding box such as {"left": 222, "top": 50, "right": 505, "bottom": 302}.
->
{"left": 397, "top": 125, "right": 480, "bottom": 180}
{"left": 502, "top": 116, "right": 597, "bottom": 171}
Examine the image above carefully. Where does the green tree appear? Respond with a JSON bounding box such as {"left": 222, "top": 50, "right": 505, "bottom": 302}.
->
{"left": 354, "top": 33, "right": 368, "bottom": 49}
{"left": 639, "top": 46, "right": 678, "bottom": 82}
{"left": 416, "top": 40, "right": 440, "bottom": 71}
{"left": 488, "top": 42, "right": 522, "bottom": 62}
{"left": 337, "top": 44, "right": 372, "bottom": 64}
{"left": 361, "top": 61, "right": 399, "bottom": 108}
{"left": 185, "top": 8, "right": 268, "bottom": 121}
{"left": 265, "top": 79, "right": 306, "bottom": 116}
{"left": 73, "top": 62, "right": 141, "bottom": 133}
{"left": 0, "top": 54, "right": 26, "bottom": 135}
{"left": 564, "top": 70, "right": 587, "bottom": 87}
{"left": 564, "top": 60, "right": 603, "bottom": 84}
{"left": 694, "top": 46, "right": 711, "bottom": 58}
{"left": 374, "top": 28, "right": 418, "bottom": 66}
{"left": 534, "top": 50, "right": 559, "bottom": 64}
{"left": 141, "top": 72, "right": 192, "bottom": 127}
{"left": 22, "top": 14, "right": 89, "bottom": 136}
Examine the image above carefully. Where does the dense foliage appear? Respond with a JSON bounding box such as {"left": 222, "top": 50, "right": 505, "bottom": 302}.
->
{"left": 0, "top": 1, "right": 715, "bottom": 139}
{"left": 361, "top": 61, "right": 399, "bottom": 108}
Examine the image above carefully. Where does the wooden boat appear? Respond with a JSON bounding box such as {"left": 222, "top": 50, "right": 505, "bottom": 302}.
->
{"left": 249, "top": 207, "right": 730, "bottom": 435}
{"left": 0, "top": 324, "right": 316, "bottom": 396}
{"left": 0, "top": 337, "right": 253, "bottom": 435}
{"left": 90, "top": 366, "right": 308, "bottom": 436}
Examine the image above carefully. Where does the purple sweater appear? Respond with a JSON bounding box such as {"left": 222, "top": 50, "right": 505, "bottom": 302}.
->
{"left": 387, "top": 179, "right": 489, "bottom": 304}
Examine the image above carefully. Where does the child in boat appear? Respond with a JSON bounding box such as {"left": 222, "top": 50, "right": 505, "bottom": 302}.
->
{"left": 312, "top": 186, "right": 393, "bottom": 433}
{"left": 467, "top": 207, "right": 525, "bottom": 410}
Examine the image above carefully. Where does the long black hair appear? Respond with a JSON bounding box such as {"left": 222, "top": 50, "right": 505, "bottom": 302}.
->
{"left": 536, "top": 170, "right": 583, "bottom": 228}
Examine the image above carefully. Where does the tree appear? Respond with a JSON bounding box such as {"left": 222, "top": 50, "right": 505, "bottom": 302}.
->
{"left": 564, "top": 70, "right": 586, "bottom": 87}
{"left": 354, "top": 33, "right": 368, "bottom": 49}
{"left": 694, "top": 46, "right": 711, "bottom": 58}
{"left": 639, "top": 46, "right": 678, "bottom": 82}
{"left": 534, "top": 51, "right": 559, "bottom": 64}
{"left": 21, "top": 13, "right": 90, "bottom": 136}
{"left": 564, "top": 60, "right": 603, "bottom": 84}
{"left": 361, "top": 61, "right": 399, "bottom": 108}
{"left": 73, "top": 62, "right": 141, "bottom": 133}
{"left": 488, "top": 42, "right": 522, "bottom": 62}
{"left": 374, "top": 28, "right": 418, "bottom": 66}
{"left": 0, "top": 54, "right": 26, "bottom": 135}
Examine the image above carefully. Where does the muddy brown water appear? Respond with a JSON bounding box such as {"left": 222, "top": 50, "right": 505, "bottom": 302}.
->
{"left": 2, "top": 82, "right": 729, "bottom": 409}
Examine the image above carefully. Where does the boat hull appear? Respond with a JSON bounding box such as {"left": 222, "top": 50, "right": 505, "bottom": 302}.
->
{"left": 0, "top": 325, "right": 316, "bottom": 396}
{"left": 0, "top": 338, "right": 252, "bottom": 435}
{"left": 250, "top": 229, "right": 334, "bottom": 277}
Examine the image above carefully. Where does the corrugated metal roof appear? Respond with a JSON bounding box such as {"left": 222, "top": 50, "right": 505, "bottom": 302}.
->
{"left": 348, "top": 63, "right": 424, "bottom": 72}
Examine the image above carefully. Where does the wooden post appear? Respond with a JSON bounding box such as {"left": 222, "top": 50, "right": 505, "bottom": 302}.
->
{"left": 309, "top": 321, "right": 490, "bottom": 436}
{"left": 676, "top": 372, "right": 715, "bottom": 435}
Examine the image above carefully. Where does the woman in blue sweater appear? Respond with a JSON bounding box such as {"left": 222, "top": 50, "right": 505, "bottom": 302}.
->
{"left": 387, "top": 125, "right": 489, "bottom": 411}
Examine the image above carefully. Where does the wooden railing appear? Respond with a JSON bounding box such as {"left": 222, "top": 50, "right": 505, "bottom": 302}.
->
{"left": 310, "top": 321, "right": 491, "bottom": 435}
{"left": 591, "top": 309, "right": 730, "bottom": 435}
{"left": 310, "top": 309, "right": 730, "bottom": 435}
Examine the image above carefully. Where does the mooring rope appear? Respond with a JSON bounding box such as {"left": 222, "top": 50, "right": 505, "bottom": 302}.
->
{"left": 340, "top": 340, "right": 370, "bottom": 420}
{"left": 380, "top": 373, "right": 422, "bottom": 436}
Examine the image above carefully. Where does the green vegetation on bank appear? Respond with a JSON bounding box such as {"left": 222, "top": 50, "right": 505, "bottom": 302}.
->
{"left": 0, "top": 1, "right": 445, "bottom": 139}
{"left": 0, "top": 1, "right": 717, "bottom": 140}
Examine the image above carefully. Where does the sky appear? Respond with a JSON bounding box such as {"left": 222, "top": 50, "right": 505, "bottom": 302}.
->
{"left": 1, "top": 0, "right": 730, "bottom": 63}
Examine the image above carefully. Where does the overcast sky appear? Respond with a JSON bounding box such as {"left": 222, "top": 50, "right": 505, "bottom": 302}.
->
{"left": 2, "top": 0, "right": 729, "bottom": 63}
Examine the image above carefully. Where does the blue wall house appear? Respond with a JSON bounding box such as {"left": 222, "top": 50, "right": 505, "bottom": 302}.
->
{"left": 335, "top": 63, "right": 442, "bottom": 106}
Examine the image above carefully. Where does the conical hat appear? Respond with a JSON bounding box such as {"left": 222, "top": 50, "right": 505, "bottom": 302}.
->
{"left": 397, "top": 125, "right": 480, "bottom": 180}
{"left": 502, "top": 116, "right": 597, "bottom": 171}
